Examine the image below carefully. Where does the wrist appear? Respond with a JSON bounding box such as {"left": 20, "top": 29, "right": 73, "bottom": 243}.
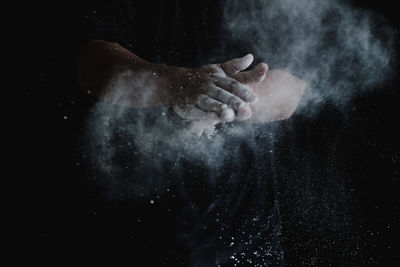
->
{"left": 106, "top": 52, "right": 189, "bottom": 107}
{"left": 151, "top": 63, "right": 188, "bottom": 105}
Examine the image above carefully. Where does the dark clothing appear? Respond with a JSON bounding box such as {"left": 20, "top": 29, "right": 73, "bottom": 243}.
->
{"left": 80, "top": 0, "right": 249, "bottom": 67}
{"left": 12, "top": 1, "right": 395, "bottom": 265}
{"left": 76, "top": 1, "right": 284, "bottom": 266}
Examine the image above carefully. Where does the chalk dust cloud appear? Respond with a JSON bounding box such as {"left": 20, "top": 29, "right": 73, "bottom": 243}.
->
{"left": 224, "top": 0, "right": 395, "bottom": 114}
{"left": 82, "top": 0, "right": 396, "bottom": 265}
{"left": 85, "top": 0, "right": 395, "bottom": 195}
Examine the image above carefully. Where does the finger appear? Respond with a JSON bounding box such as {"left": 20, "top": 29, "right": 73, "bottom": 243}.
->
{"left": 195, "top": 94, "right": 228, "bottom": 113}
{"left": 213, "top": 76, "right": 259, "bottom": 103}
{"left": 173, "top": 104, "right": 221, "bottom": 122}
{"left": 236, "top": 102, "right": 252, "bottom": 121}
{"left": 232, "top": 63, "right": 268, "bottom": 87}
{"left": 220, "top": 108, "right": 235, "bottom": 122}
{"left": 194, "top": 94, "right": 235, "bottom": 122}
{"left": 203, "top": 64, "right": 225, "bottom": 76}
{"left": 204, "top": 86, "right": 250, "bottom": 121}
{"left": 206, "top": 85, "right": 247, "bottom": 111}
{"left": 219, "top": 54, "right": 254, "bottom": 75}
{"left": 189, "top": 121, "right": 209, "bottom": 136}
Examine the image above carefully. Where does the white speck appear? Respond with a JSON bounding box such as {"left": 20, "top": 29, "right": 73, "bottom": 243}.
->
{"left": 63, "top": 116, "right": 68, "bottom": 120}
{"left": 150, "top": 200, "right": 154, "bottom": 204}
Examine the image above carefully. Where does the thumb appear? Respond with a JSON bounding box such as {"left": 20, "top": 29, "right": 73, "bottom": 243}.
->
{"left": 219, "top": 53, "right": 254, "bottom": 75}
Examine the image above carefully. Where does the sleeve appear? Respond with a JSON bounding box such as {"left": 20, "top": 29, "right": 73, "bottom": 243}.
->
{"left": 79, "top": 0, "right": 135, "bottom": 49}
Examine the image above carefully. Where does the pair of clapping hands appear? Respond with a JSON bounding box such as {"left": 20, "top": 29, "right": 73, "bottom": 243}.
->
{"left": 169, "top": 54, "right": 306, "bottom": 135}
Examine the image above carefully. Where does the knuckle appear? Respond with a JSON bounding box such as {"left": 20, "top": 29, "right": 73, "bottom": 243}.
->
{"left": 232, "top": 84, "right": 249, "bottom": 96}
{"left": 204, "top": 64, "right": 218, "bottom": 73}
{"left": 204, "top": 85, "right": 215, "bottom": 96}
{"left": 195, "top": 94, "right": 203, "bottom": 103}
{"left": 199, "top": 84, "right": 210, "bottom": 94}
{"left": 207, "top": 64, "right": 224, "bottom": 76}
{"left": 228, "top": 96, "right": 239, "bottom": 105}
{"left": 241, "top": 88, "right": 253, "bottom": 97}
{"left": 214, "top": 88, "right": 224, "bottom": 99}
{"left": 209, "top": 64, "right": 219, "bottom": 69}
{"left": 200, "top": 95, "right": 211, "bottom": 106}
{"left": 228, "top": 80, "right": 239, "bottom": 88}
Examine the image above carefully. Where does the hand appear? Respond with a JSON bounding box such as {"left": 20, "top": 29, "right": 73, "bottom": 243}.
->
{"left": 168, "top": 54, "right": 268, "bottom": 134}
{"left": 246, "top": 69, "right": 306, "bottom": 123}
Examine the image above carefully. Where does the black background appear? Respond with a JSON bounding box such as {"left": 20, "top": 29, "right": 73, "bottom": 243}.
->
{"left": 7, "top": 0, "right": 399, "bottom": 266}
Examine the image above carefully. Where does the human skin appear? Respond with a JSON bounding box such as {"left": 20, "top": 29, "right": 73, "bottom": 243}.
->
{"left": 76, "top": 40, "right": 305, "bottom": 131}
{"left": 247, "top": 69, "right": 306, "bottom": 123}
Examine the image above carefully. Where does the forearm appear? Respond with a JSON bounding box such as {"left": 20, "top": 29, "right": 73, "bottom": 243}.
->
{"left": 76, "top": 40, "right": 183, "bottom": 107}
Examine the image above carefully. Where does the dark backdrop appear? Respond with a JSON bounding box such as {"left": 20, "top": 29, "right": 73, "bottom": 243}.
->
{"left": 7, "top": 0, "right": 399, "bottom": 266}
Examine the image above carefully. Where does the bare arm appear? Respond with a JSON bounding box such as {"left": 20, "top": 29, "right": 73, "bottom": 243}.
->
{"left": 76, "top": 40, "right": 305, "bottom": 134}
{"left": 76, "top": 39, "right": 178, "bottom": 107}
{"left": 76, "top": 40, "right": 261, "bottom": 119}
